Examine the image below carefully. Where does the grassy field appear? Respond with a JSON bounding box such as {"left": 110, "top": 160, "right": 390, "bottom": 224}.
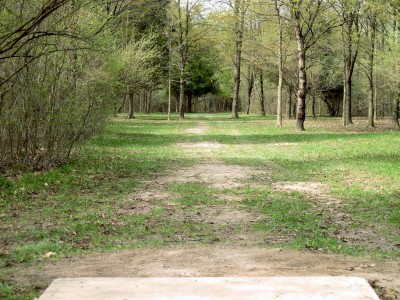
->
{"left": 1, "top": 113, "right": 400, "bottom": 299}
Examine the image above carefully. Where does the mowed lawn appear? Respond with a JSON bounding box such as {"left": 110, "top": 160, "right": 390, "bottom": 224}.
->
{"left": 1, "top": 113, "right": 400, "bottom": 299}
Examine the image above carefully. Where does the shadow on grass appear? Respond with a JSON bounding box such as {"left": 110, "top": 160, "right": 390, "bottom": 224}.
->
{"left": 89, "top": 131, "right": 394, "bottom": 148}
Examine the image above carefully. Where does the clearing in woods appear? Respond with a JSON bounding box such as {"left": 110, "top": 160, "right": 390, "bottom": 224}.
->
{"left": 1, "top": 114, "right": 400, "bottom": 299}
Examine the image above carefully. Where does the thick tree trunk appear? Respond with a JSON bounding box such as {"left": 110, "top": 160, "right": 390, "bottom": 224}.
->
{"left": 293, "top": 7, "right": 307, "bottom": 131}
{"left": 259, "top": 71, "right": 266, "bottom": 117}
{"left": 246, "top": 66, "right": 254, "bottom": 115}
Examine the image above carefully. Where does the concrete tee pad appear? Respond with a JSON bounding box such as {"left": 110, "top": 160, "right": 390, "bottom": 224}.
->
{"left": 38, "top": 277, "right": 379, "bottom": 300}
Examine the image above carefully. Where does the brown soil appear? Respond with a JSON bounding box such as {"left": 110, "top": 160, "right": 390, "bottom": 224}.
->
{"left": 165, "top": 162, "right": 264, "bottom": 189}
{"left": 185, "top": 126, "right": 208, "bottom": 134}
{"left": 273, "top": 181, "right": 341, "bottom": 205}
{"left": 12, "top": 246, "right": 400, "bottom": 296}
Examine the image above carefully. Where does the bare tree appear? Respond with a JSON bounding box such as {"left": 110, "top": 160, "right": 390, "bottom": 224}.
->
{"left": 274, "top": 0, "right": 283, "bottom": 127}
{"left": 286, "top": 0, "right": 338, "bottom": 131}
{"left": 338, "top": 0, "right": 361, "bottom": 126}
{"left": 231, "top": 0, "right": 248, "bottom": 118}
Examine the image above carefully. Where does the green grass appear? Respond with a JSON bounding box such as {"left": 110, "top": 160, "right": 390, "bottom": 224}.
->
{"left": 1, "top": 113, "right": 400, "bottom": 299}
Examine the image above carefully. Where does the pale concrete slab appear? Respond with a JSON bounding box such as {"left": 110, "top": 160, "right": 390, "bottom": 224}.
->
{"left": 38, "top": 277, "right": 379, "bottom": 300}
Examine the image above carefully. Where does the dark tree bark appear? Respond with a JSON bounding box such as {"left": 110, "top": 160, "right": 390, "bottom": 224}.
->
{"left": 312, "top": 95, "right": 316, "bottom": 119}
{"left": 259, "top": 71, "right": 266, "bottom": 117}
{"left": 367, "top": 14, "right": 376, "bottom": 127}
{"left": 246, "top": 66, "right": 254, "bottom": 115}
{"left": 341, "top": 3, "right": 360, "bottom": 126}
{"left": 177, "top": 0, "right": 190, "bottom": 120}
{"left": 232, "top": 0, "right": 246, "bottom": 119}
{"left": 128, "top": 88, "right": 135, "bottom": 119}
{"left": 286, "top": 86, "right": 292, "bottom": 120}
{"left": 293, "top": 13, "right": 307, "bottom": 131}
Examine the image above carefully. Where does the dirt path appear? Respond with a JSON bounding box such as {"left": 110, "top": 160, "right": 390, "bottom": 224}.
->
{"left": 13, "top": 247, "right": 399, "bottom": 298}
{"left": 9, "top": 122, "right": 400, "bottom": 299}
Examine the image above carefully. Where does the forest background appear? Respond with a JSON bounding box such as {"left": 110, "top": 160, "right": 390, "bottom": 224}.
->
{"left": 1, "top": 0, "right": 400, "bottom": 172}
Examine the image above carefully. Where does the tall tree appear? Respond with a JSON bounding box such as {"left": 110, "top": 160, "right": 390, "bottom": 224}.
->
{"left": 231, "top": 0, "right": 248, "bottom": 118}
{"left": 275, "top": 0, "right": 284, "bottom": 127}
{"left": 339, "top": 0, "right": 361, "bottom": 126}
{"left": 391, "top": 1, "right": 400, "bottom": 128}
{"left": 177, "top": 0, "right": 190, "bottom": 119}
{"left": 246, "top": 65, "right": 255, "bottom": 114}
{"left": 366, "top": 11, "right": 377, "bottom": 127}
{"left": 259, "top": 70, "right": 266, "bottom": 116}
{"left": 286, "top": 0, "right": 336, "bottom": 131}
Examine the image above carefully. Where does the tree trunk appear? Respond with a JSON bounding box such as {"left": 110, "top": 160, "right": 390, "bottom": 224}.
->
{"left": 146, "top": 90, "right": 152, "bottom": 114}
{"left": 232, "top": 0, "right": 245, "bottom": 119}
{"left": 312, "top": 95, "right": 316, "bottom": 119}
{"left": 179, "top": 57, "right": 186, "bottom": 120}
{"left": 127, "top": 87, "right": 134, "bottom": 119}
{"left": 286, "top": 86, "right": 292, "bottom": 120}
{"left": 392, "top": 95, "right": 400, "bottom": 129}
{"left": 344, "top": 66, "right": 353, "bottom": 125}
{"left": 294, "top": 18, "right": 307, "bottom": 131}
{"left": 117, "top": 98, "right": 126, "bottom": 114}
{"left": 168, "top": 77, "right": 171, "bottom": 120}
{"left": 259, "top": 71, "right": 266, "bottom": 117}
{"left": 367, "top": 15, "right": 376, "bottom": 127}
{"left": 246, "top": 66, "right": 254, "bottom": 115}
{"left": 275, "top": 0, "right": 283, "bottom": 128}
{"left": 178, "top": 0, "right": 189, "bottom": 120}
{"left": 342, "top": 8, "right": 360, "bottom": 126}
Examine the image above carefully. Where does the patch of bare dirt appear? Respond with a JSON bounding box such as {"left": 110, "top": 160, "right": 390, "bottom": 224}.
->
{"left": 179, "top": 205, "right": 263, "bottom": 226}
{"left": 117, "top": 190, "right": 177, "bottom": 215}
{"left": 186, "top": 127, "right": 208, "bottom": 134}
{"left": 338, "top": 229, "right": 400, "bottom": 252}
{"left": 269, "top": 142, "right": 299, "bottom": 146}
{"left": 176, "top": 142, "right": 222, "bottom": 153}
{"left": 164, "top": 162, "right": 264, "bottom": 189}
{"left": 217, "top": 194, "right": 243, "bottom": 202}
{"left": 12, "top": 246, "right": 400, "bottom": 297}
{"left": 273, "top": 181, "right": 341, "bottom": 205}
